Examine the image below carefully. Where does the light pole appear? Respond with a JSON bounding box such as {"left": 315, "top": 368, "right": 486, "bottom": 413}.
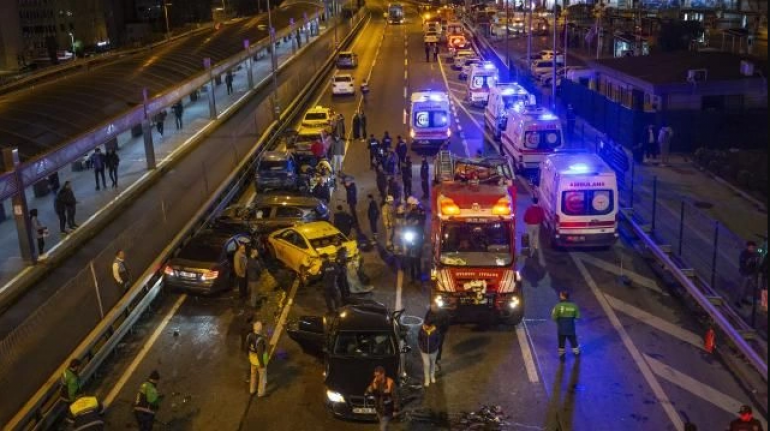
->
{"left": 526, "top": 0, "right": 532, "bottom": 74}
{"left": 267, "top": 0, "right": 279, "bottom": 119}
{"left": 551, "top": 3, "right": 558, "bottom": 110}
{"left": 68, "top": 32, "right": 75, "bottom": 58}
{"left": 163, "top": 0, "right": 171, "bottom": 40}
{"left": 505, "top": 0, "right": 510, "bottom": 80}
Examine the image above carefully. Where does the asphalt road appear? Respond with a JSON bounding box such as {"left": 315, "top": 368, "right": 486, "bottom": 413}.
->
{"left": 84, "top": 4, "right": 767, "bottom": 431}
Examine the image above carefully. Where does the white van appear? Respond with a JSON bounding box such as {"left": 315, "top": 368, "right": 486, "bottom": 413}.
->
{"left": 409, "top": 90, "right": 451, "bottom": 149}
{"left": 484, "top": 82, "right": 534, "bottom": 139}
{"left": 466, "top": 62, "right": 498, "bottom": 106}
{"left": 500, "top": 105, "right": 563, "bottom": 172}
{"left": 537, "top": 152, "right": 619, "bottom": 248}
{"left": 452, "top": 49, "right": 476, "bottom": 69}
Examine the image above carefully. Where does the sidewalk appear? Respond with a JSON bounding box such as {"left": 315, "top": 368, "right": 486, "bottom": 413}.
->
{"left": 0, "top": 40, "right": 297, "bottom": 286}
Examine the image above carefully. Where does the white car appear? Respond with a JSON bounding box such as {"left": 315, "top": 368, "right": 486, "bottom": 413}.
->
{"left": 424, "top": 31, "right": 439, "bottom": 44}
{"left": 530, "top": 59, "right": 564, "bottom": 79}
{"left": 331, "top": 74, "right": 355, "bottom": 96}
{"left": 458, "top": 57, "right": 482, "bottom": 80}
{"left": 452, "top": 49, "right": 475, "bottom": 69}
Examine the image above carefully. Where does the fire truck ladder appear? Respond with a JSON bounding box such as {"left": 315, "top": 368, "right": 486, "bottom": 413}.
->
{"left": 436, "top": 150, "right": 455, "bottom": 182}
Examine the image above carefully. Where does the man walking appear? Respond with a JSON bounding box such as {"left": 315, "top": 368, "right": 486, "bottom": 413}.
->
{"left": 172, "top": 101, "right": 184, "bottom": 130}
{"left": 134, "top": 370, "right": 162, "bottom": 431}
{"left": 234, "top": 243, "right": 248, "bottom": 300}
{"left": 60, "top": 358, "right": 82, "bottom": 404}
{"left": 420, "top": 156, "right": 430, "bottom": 200}
{"left": 359, "top": 111, "right": 368, "bottom": 138}
{"left": 551, "top": 291, "right": 581, "bottom": 359}
{"left": 246, "top": 321, "right": 268, "bottom": 397}
{"left": 367, "top": 194, "right": 380, "bottom": 238}
{"left": 90, "top": 148, "right": 107, "bottom": 190}
{"left": 112, "top": 250, "right": 131, "bottom": 293}
{"left": 736, "top": 241, "right": 760, "bottom": 308}
{"left": 523, "top": 197, "right": 545, "bottom": 256}
{"left": 105, "top": 148, "right": 120, "bottom": 188}
{"left": 320, "top": 254, "right": 342, "bottom": 313}
{"left": 331, "top": 136, "right": 345, "bottom": 177}
{"left": 376, "top": 166, "right": 388, "bottom": 200}
{"left": 59, "top": 181, "right": 78, "bottom": 230}
{"left": 225, "top": 70, "right": 234, "bottom": 95}
{"left": 425, "top": 302, "right": 450, "bottom": 371}
{"left": 154, "top": 110, "right": 166, "bottom": 137}
{"left": 344, "top": 177, "right": 359, "bottom": 228}
{"left": 418, "top": 318, "right": 441, "bottom": 387}
{"left": 365, "top": 365, "right": 399, "bottom": 431}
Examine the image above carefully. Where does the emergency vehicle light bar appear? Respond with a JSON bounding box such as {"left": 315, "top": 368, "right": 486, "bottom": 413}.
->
{"left": 492, "top": 197, "right": 512, "bottom": 215}
{"left": 440, "top": 198, "right": 460, "bottom": 215}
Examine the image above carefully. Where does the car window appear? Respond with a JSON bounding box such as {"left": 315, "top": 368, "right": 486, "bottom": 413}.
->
{"left": 304, "top": 112, "right": 327, "bottom": 121}
{"left": 309, "top": 234, "right": 347, "bottom": 249}
{"left": 334, "top": 76, "right": 353, "bottom": 83}
{"left": 275, "top": 207, "right": 303, "bottom": 218}
{"left": 253, "top": 206, "right": 272, "bottom": 219}
{"left": 338, "top": 53, "right": 353, "bottom": 60}
{"left": 290, "top": 233, "right": 309, "bottom": 249}
{"left": 562, "top": 190, "right": 614, "bottom": 216}
{"left": 333, "top": 331, "right": 395, "bottom": 357}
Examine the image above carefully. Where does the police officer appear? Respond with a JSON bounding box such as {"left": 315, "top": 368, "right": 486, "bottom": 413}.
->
{"left": 320, "top": 254, "right": 342, "bottom": 313}
{"left": 67, "top": 395, "right": 105, "bottom": 430}
{"left": 395, "top": 136, "right": 408, "bottom": 173}
{"left": 550, "top": 291, "right": 581, "bottom": 359}
{"left": 402, "top": 156, "right": 413, "bottom": 197}
{"left": 60, "top": 358, "right": 82, "bottom": 404}
{"left": 368, "top": 134, "right": 379, "bottom": 169}
{"left": 134, "top": 370, "right": 161, "bottom": 431}
{"left": 381, "top": 131, "right": 392, "bottom": 152}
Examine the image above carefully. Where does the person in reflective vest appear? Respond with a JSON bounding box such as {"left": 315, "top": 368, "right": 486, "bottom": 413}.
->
{"left": 67, "top": 395, "right": 105, "bottom": 430}
{"left": 60, "top": 358, "right": 82, "bottom": 403}
{"left": 246, "top": 321, "right": 268, "bottom": 397}
{"left": 134, "top": 370, "right": 161, "bottom": 431}
{"left": 550, "top": 291, "right": 581, "bottom": 358}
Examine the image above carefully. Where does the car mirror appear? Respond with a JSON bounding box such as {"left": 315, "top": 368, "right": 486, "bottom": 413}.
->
{"left": 400, "top": 345, "right": 412, "bottom": 354}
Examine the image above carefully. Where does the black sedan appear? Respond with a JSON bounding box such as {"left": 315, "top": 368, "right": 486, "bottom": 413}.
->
{"left": 287, "top": 302, "right": 409, "bottom": 421}
{"left": 213, "top": 195, "right": 329, "bottom": 236}
{"left": 163, "top": 230, "right": 250, "bottom": 294}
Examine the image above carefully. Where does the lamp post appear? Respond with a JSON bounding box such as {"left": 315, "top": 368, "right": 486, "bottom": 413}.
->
{"left": 68, "top": 32, "right": 75, "bottom": 58}
{"left": 505, "top": 0, "right": 510, "bottom": 79}
{"left": 526, "top": 0, "right": 532, "bottom": 73}
{"left": 267, "top": 0, "right": 279, "bottom": 119}
{"left": 163, "top": 0, "right": 171, "bottom": 40}
{"left": 551, "top": 4, "right": 558, "bottom": 110}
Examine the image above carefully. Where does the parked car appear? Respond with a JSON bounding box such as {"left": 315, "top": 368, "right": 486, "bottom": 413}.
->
{"left": 530, "top": 58, "right": 564, "bottom": 79}
{"left": 163, "top": 230, "right": 250, "bottom": 294}
{"left": 458, "top": 56, "right": 482, "bottom": 80}
{"left": 266, "top": 221, "right": 358, "bottom": 282}
{"left": 301, "top": 105, "right": 335, "bottom": 129}
{"left": 332, "top": 73, "right": 356, "bottom": 96}
{"left": 424, "top": 30, "right": 439, "bottom": 44}
{"left": 214, "top": 195, "right": 329, "bottom": 236}
{"left": 337, "top": 51, "right": 358, "bottom": 68}
{"left": 452, "top": 49, "right": 476, "bottom": 69}
{"left": 287, "top": 302, "right": 410, "bottom": 421}
{"left": 255, "top": 150, "right": 298, "bottom": 192}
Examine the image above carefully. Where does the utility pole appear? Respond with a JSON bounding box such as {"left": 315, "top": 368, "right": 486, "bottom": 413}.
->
{"left": 526, "top": 0, "right": 532, "bottom": 71}
{"left": 551, "top": 4, "right": 558, "bottom": 110}
{"left": 267, "top": 0, "right": 279, "bottom": 120}
{"left": 163, "top": 0, "right": 171, "bottom": 40}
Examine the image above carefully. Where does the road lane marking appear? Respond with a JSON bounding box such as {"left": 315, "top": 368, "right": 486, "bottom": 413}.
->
{"left": 404, "top": 70, "right": 408, "bottom": 80}
{"left": 604, "top": 294, "right": 702, "bottom": 350}
{"left": 571, "top": 253, "right": 684, "bottom": 430}
{"left": 573, "top": 252, "right": 664, "bottom": 295}
{"left": 515, "top": 326, "right": 540, "bottom": 383}
{"left": 104, "top": 293, "right": 187, "bottom": 407}
{"left": 644, "top": 353, "right": 768, "bottom": 427}
{"left": 403, "top": 87, "right": 407, "bottom": 99}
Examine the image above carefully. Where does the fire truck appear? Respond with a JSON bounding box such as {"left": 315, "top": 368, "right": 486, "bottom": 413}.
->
{"left": 429, "top": 150, "right": 524, "bottom": 325}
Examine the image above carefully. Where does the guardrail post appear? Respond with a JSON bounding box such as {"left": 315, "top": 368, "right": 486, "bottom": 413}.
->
{"left": 629, "top": 161, "right": 635, "bottom": 208}
{"left": 304, "top": 13, "right": 310, "bottom": 43}
{"left": 204, "top": 58, "right": 217, "bottom": 120}
{"left": 141, "top": 88, "right": 157, "bottom": 170}
{"left": 290, "top": 18, "right": 297, "bottom": 53}
{"left": 678, "top": 201, "right": 685, "bottom": 256}
{"left": 711, "top": 222, "right": 719, "bottom": 288}
{"left": 651, "top": 175, "right": 658, "bottom": 233}
{"left": 2, "top": 148, "right": 35, "bottom": 265}
{"left": 244, "top": 39, "right": 254, "bottom": 90}
{"left": 269, "top": 27, "right": 280, "bottom": 120}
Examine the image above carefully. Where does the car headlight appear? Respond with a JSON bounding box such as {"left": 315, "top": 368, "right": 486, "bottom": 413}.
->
{"left": 509, "top": 296, "right": 520, "bottom": 309}
{"left": 402, "top": 229, "right": 416, "bottom": 243}
{"left": 326, "top": 390, "right": 345, "bottom": 403}
{"left": 434, "top": 295, "right": 445, "bottom": 308}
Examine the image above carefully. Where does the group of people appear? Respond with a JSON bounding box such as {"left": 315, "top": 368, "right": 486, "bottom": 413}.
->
{"left": 633, "top": 123, "right": 674, "bottom": 166}
{"left": 737, "top": 240, "right": 768, "bottom": 310}
{"left": 424, "top": 41, "right": 440, "bottom": 62}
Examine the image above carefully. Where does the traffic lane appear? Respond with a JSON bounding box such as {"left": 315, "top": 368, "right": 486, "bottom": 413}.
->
{"left": 0, "top": 18, "right": 352, "bottom": 424}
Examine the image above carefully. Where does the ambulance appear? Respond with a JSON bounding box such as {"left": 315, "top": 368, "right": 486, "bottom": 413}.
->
{"left": 500, "top": 104, "right": 563, "bottom": 173}
{"left": 466, "top": 62, "right": 498, "bottom": 107}
{"left": 537, "top": 152, "right": 619, "bottom": 248}
{"left": 484, "top": 82, "right": 534, "bottom": 139}
{"left": 409, "top": 90, "right": 452, "bottom": 150}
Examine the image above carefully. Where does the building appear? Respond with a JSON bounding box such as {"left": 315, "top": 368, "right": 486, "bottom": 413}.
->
{"left": 0, "top": 0, "right": 23, "bottom": 71}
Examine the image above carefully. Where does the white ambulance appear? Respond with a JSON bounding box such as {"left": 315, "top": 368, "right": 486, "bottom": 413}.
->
{"left": 500, "top": 104, "right": 563, "bottom": 173}
{"left": 409, "top": 90, "right": 452, "bottom": 150}
{"left": 484, "top": 82, "right": 535, "bottom": 140}
{"left": 466, "top": 61, "right": 498, "bottom": 107}
{"left": 537, "top": 152, "right": 619, "bottom": 248}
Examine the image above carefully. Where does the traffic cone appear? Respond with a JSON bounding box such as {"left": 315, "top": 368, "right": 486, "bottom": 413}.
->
{"left": 704, "top": 328, "right": 716, "bottom": 354}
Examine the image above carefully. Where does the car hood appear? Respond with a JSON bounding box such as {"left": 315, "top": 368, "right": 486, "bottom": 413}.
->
{"left": 326, "top": 356, "right": 399, "bottom": 397}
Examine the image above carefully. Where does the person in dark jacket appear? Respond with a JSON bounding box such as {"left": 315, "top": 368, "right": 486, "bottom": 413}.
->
{"left": 225, "top": 70, "right": 234, "bottom": 95}
{"left": 395, "top": 137, "right": 408, "bottom": 173}
{"left": 172, "top": 101, "right": 184, "bottom": 129}
{"left": 336, "top": 246, "right": 351, "bottom": 301}
{"left": 368, "top": 134, "right": 379, "bottom": 169}
{"left": 344, "top": 177, "right": 359, "bottom": 228}
{"left": 359, "top": 111, "right": 368, "bottom": 138}
{"left": 424, "top": 302, "right": 450, "bottom": 370}
{"left": 320, "top": 254, "right": 342, "bottom": 313}
{"left": 387, "top": 177, "right": 401, "bottom": 204}
{"left": 48, "top": 171, "right": 61, "bottom": 194}
{"left": 367, "top": 194, "right": 380, "bottom": 238}
{"left": 736, "top": 241, "right": 760, "bottom": 308}
{"left": 402, "top": 157, "right": 413, "bottom": 197}
{"left": 58, "top": 181, "right": 78, "bottom": 230}
{"left": 90, "top": 148, "right": 107, "bottom": 190}
{"left": 384, "top": 150, "right": 398, "bottom": 177}
{"left": 352, "top": 111, "right": 361, "bottom": 140}
{"left": 154, "top": 110, "right": 167, "bottom": 137}
{"left": 729, "top": 405, "right": 764, "bottom": 431}
{"left": 418, "top": 318, "right": 441, "bottom": 387}
{"left": 333, "top": 205, "right": 354, "bottom": 237}
{"left": 376, "top": 166, "right": 388, "bottom": 200}
{"left": 54, "top": 188, "right": 68, "bottom": 235}
{"left": 105, "top": 149, "right": 120, "bottom": 188}
{"left": 551, "top": 291, "right": 581, "bottom": 358}
{"left": 381, "top": 131, "right": 392, "bottom": 151}
{"left": 420, "top": 156, "right": 430, "bottom": 199}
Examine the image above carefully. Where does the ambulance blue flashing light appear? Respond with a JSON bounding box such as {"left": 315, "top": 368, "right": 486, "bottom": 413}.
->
{"left": 483, "top": 62, "right": 496, "bottom": 70}
{"left": 539, "top": 113, "right": 557, "bottom": 121}
{"left": 429, "top": 94, "right": 445, "bottom": 102}
{"left": 566, "top": 163, "right": 590, "bottom": 174}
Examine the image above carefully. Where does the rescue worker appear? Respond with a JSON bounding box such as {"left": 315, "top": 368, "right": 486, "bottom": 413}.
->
{"left": 420, "top": 156, "right": 430, "bottom": 200}
{"left": 368, "top": 134, "right": 380, "bottom": 169}
{"left": 246, "top": 321, "right": 268, "bottom": 397}
{"left": 382, "top": 196, "right": 395, "bottom": 249}
{"left": 67, "top": 394, "right": 105, "bottom": 430}
{"left": 60, "top": 358, "right": 82, "bottom": 404}
{"left": 424, "top": 302, "right": 450, "bottom": 371}
{"left": 402, "top": 156, "right": 413, "bottom": 197}
{"left": 365, "top": 365, "right": 399, "bottom": 430}
{"left": 551, "top": 291, "right": 581, "bottom": 359}
{"left": 317, "top": 155, "right": 333, "bottom": 180}
{"left": 234, "top": 243, "right": 248, "bottom": 300}
{"left": 320, "top": 254, "right": 342, "bottom": 313}
{"left": 333, "top": 205, "right": 355, "bottom": 237}
{"left": 393, "top": 202, "right": 407, "bottom": 256}
{"left": 112, "top": 250, "right": 131, "bottom": 293}
{"left": 729, "top": 405, "right": 764, "bottom": 431}
{"left": 134, "top": 370, "right": 161, "bottom": 431}
{"left": 367, "top": 194, "right": 380, "bottom": 238}
{"left": 523, "top": 197, "right": 545, "bottom": 256}
{"left": 395, "top": 136, "right": 408, "bottom": 173}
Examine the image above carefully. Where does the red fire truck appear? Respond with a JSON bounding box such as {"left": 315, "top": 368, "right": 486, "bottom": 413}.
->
{"left": 429, "top": 151, "right": 523, "bottom": 325}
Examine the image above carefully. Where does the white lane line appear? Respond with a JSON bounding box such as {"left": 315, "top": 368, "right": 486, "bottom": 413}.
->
{"left": 515, "top": 326, "right": 540, "bottom": 383}
{"left": 645, "top": 353, "right": 768, "bottom": 427}
{"left": 573, "top": 252, "right": 664, "bottom": 295}
{"left": 571, "top": 254, "right": 684, "bottom": 430}
{"left": 104, "top": 293, "right": 187, "bottom": 407}
{"left": 404, "top": 70, "right": 408, "bottom": 80}
{"left": 604, "top": 294, "right": 703, "bottom": 350}
{"left": 402, "top": 109, "right": 407, "bottom": 125}
{"left": 404, "top": 58, "right": 408, "bottom": 67}
{"left": 447, "top": 80, "right": 466, "bottom": 88}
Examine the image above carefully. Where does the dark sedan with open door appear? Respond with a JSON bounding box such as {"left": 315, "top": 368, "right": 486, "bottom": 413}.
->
{"left": 287, "top": 302, "right": 409, "bottom": 421}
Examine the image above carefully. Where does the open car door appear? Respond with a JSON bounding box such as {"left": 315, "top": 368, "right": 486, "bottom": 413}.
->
{"left": 286, "top": 315, "right": 327, "bottom": 356}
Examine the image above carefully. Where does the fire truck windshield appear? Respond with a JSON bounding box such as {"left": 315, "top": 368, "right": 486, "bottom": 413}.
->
{"left": 439, "top": 221, "right": 513, "bottom": 267}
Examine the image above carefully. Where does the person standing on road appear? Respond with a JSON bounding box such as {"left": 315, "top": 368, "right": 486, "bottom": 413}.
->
{"left": 352, "top": 111, "right": 361, "bottom": 140}
{"left": 367, "top": 194, "right": 380, "bottom": 238}
{"left": 344, "top": 177, "right": 359, "bottom": 228}
{"left": 566, "top": 104, "right": 576, "bottom": 138}
{"left": 134, "top": 370, "right": 161, "bottom": 431}
{"left": 225, "top": 70, "right": 234, "bottom": 95}
{"left": 336, "top": 245, "right": 351, "bottom": 302}
{"left": 333, "top": 205, "right": 354, "bottom": 238}
{"left": 234, "top": 243, "right": 248, "bottom": 300}
{"left": 54, "top": 187, "right": 68, "bottom": 235}
{"left": 112, "top": 250, "right": 131, "bottom": 293}
{"left": 59, "top": 181, "right": 78, "bottom": 230}
{"left": 736, "top": 241, "right": 760, "bottom": 308}
{"left": 60, "top": 358, "right": 82, "bottom": 404}
{"left": 644, "top": 124, "right": 657, "bottom": 162}
{"left": 420, "top": 156, "right": 430, "bottom": 200}
{"left": 365, "top": 365, "right": 399, "bottom": 431}
{"left": 523, "top": 197, "right": 545, "bottom": 256}
{"left": 425, "top": 42, "right": 430, "bottom": 62}
{"left": 172, "top": 101, "right": 184, "bottom": 130}
{"left": 382, "top": 196, "right": 395, "bottom": 249}
{"left": 67, "top": 394, "right": 105, "bottom": 430}
{"left": 246, "top": 321, "right": 268, "bottom": 397}
{"left": 90, "top": 148, "right": 107, "bottom": 190}
{"left": 247, "top": 247, "right": 265, "bottom": 308}
{"left": 335, "top": 113, "right": 346, "bottom": 140}
{"left": 30, "top": 208, "right": 47, "bottom": 256}
{"left": 729, "top": 405, "right": 764, "bottom": 431}
{"left": 657, "top": 123, "right": 673, "bottom": 166}
{"left": 48, "top": 171, "right": 61, "bottom": 194}
{"left": 402, "top": 156, "right": 413, "bottom": 197}
{"left": 331, "top": 136, "right": 345, "bottom": 178}
{"left": 320, "top": 254, "right": 342, "bottom": 313}
{"left": 368, "top": 134, "right": 379, "bottom": 169}
{"left": 418, "top": 318, "right": 441, "bottom": 387}
{"left": 387, "top": 176, "right": 401, "bottom": 205}
{"left": 376, "top": 166, "right": 388, "bottom": 200}
{"left": 433, "top": 42, "right": 439, "bottom": 61}
{"left": 359, "top": 111, "right": 368, "bottom": 138}
{"left": 105, "top": 148, "right": 120, "bottom": 188}
{"left": 551, "top": 291, "right": 581, "bottom": 359}
{"left": 381, "top": 131, "right": 392, "bottom": 151}
{"left": 384, "top": 149, "right": 398, "bottom": 177}
{"left": 154, "top": 110, "right": 166, "bottom": 137}
{"left": 395, "top": 136, "right": 408, "bottom": 174}
{"left": 424, "top": 302, "right": 450, "bottom": 371}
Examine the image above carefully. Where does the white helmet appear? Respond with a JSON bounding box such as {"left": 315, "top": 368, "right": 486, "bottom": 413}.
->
{"left": 406, "top": 196, "right": 418, "bottom": 206}
{"left": 386, "top": 195, "right": 394, "bottom": 203}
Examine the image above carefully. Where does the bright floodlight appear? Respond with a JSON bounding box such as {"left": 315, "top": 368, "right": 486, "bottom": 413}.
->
{"left": 567, "top": 163, "right": 590, "bottom": 173}
{"left": 429, "top": 93, "right": 445, "bottom": 102}
{"left": 539, "top": 113, "right": 557, "bottom": 120}
{"left": 483, "top": 62, "right": 495, "bottom": 70}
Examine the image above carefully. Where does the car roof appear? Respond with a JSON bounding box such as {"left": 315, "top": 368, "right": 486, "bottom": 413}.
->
{"left": 305, "top": 106, "right": 330, "bottom": 115}
{"left": 339, "top": 51, "right": 355, "bottom": 55}
{"left": 336, "top": 303, "right": 393, "bottom": 331}
{"left": 334, "top": 73, "right": 353, "bottom": 79}
{"left": 252, "top": 194, "right": 321, "bottom": 207}
{"left": 294, "top": 221, "right": 341, "bottom": 239}
{"left": 297, "top": 126, "right": 325, "bottom": 136}
{"left": 262, "top": 150, "right": 291, "bottom": 161}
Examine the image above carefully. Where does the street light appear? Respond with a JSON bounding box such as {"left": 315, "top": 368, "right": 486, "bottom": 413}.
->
{"left": 163, "top": 0, "right": 172, "bottom": 40}
{"left": 505, "top": 0, "right": 510, "bottom": 80}
{"left": 266, "top": 0, "right": 279, "bottom": 119}
{"left": 68, "top": 32, "right": 75, "bottom": 58}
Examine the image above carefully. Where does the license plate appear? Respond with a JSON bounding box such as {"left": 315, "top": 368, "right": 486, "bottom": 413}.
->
{"left": 179, "top": 271, "right": 197, "bottom": 279}
{"left": 352, "top": 408, "right": 376, "bottom": 414}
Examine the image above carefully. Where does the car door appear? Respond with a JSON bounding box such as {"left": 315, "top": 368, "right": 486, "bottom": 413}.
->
{"left": 272, "top": 229, "right": 296, "bottom": 268}
{"left": 274, "top": 206, "right": 304, "bottom": 229}
{"left": 287, "top": 315, "right": 328, "bottom": 356}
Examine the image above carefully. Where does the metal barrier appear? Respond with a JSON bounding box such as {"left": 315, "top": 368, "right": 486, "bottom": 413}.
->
{"left": 3, "top": 9, "right": 369, "bottom": 430}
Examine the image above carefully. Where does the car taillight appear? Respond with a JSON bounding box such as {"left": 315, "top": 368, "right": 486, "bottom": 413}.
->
{"left": 201, "top": 270, "right": 219, "bottom": 281}
{"left": 163, "top": 265, "right": 175, "bottom": 276}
